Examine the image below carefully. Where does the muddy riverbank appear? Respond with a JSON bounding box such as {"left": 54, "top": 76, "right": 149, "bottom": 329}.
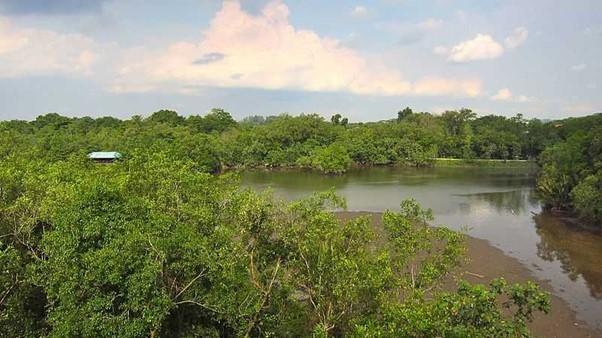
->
{"left": 337, "top": 211, "right": 601, "bottom": 338}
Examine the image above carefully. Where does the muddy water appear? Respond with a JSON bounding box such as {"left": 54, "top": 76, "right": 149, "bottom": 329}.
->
{"left": 241, "top": 166, "right": 602, "bottom": 329}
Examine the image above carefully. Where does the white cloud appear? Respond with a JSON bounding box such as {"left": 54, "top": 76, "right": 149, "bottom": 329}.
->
{"left": 446, "top": 34, "right": 504, "bottom": 63}
{"left": 0, "top": 18, "right": 99, "bottom": 77}
{"left": 504, "top": 27, "right": 528, "bottom": 49}
{"left": 351, "top": 5, "right": 368, "bottom": 18}
{"left": 570, "top": 63, "right": 587, "bottom": 71}
{"left": 491, "top": 88, "right": 533, "bottom": 102}
{"left": 113, "top": 1, "right": 482, "bottom": 98}
{"left": 437, "top": 27, "right": 527, "bottom": 63}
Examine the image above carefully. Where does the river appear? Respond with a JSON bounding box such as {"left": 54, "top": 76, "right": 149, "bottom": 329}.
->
{"left": 241, "top": 166, "right": 602, "bottom": 330}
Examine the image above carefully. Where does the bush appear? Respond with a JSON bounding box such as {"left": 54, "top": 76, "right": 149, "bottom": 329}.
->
{"left": 298, "top": 143, "right": 352, "bottom": 174}
{"left": 571, "top": 173, "right": 602, "bottom": 224}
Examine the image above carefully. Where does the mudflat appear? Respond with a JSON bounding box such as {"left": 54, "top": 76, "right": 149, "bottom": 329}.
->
{"left": 337, "top": 211, "right": 601, "bottom": 338}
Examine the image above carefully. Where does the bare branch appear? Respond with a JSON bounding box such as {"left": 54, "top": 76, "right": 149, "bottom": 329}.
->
{"left": 174, "top": 269, "right": 206, "bottom": 300}
{"left": 244, "top": 258, "right": 281, "bottom": 338}
{"left": 174, "top": 300, "right": 224, "bottom": 314}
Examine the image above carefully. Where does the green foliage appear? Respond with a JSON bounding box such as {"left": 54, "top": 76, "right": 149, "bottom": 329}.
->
{"left": 147, "top": 110, "right": 185, "bottom": 126}
{"left": 298, "top": 143, "right": 352, "bottom": 174}
{"left": 352, "top": 278, "right": 549, "bottom": 337}
{"left": 537, "top": 163, "right": 572, "bottom": 208}
{"left": 0, "top": 241, "right": 48, "bottom": 338}
{"left": 571, "top": 173, "right": 602, "bottom": 224}
{"left": 535, "top": 119, "right": 602, "bottom": 225}
{"left": 0, "top": 147, "right": 551, "bottom": 336}
{"left": 34, "top": 157, "right": 280, "bottom": 337}
{"left": 0, "top": 108, "right": 561, "bottom": 176}
{"left": 188, "top": 108, "right": 237, "bottom": 133}
{"left": 6, "top": 108, "right": 600, "bottom": 334}
{"left": 330, "top": 113, "right": 342, "bottom": 125}
{"left": 397, "top": 107, "right": 413, "bottom": 122}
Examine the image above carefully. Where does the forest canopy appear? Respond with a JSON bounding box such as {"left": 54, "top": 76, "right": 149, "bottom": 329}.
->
{"left": 1, "top": 108, "right": 598, "bottom": 223}
{"left": 0, "top": 108, "right": 599, "bottom": 336}
{"left": 0, "top": 108, "right": 562, "bottom": 172}
{"left": 1, "top": 145, "right": 549, "bottom": 337}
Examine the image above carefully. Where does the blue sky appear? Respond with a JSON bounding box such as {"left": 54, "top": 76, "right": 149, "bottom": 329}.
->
{"left": 0, "top": 0, "right": 600, "bottom": 121}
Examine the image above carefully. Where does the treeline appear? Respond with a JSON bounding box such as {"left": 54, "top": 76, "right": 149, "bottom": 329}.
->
{"left": 0, "top": 145, "right": 550, "bottom": 337}
{"left": 536, "top": 114, "right": 602, "bottom": 225}
{"left": 1, "top": 108, "right": 599, "bottom": 224}
{"left": 1, "top": 108, "right": 558, "bottom": 174}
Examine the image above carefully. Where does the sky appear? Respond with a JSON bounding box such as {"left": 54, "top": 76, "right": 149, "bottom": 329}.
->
{"left": 0, "top": 0, "right": 600, "bottom": 121}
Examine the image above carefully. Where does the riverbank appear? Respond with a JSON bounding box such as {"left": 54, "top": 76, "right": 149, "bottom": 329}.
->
{"left": 336, "top": 211, "right": 601, "bottom": 338}
{"left": 227, "top": 158, "right": 537, "bottom": 174}
{"left": 433, "top": 158, "right": 536, "bottom": 168}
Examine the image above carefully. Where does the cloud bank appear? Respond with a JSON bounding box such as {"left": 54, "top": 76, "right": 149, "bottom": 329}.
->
{"left": 0, "top": 18, "right": 98, "bottom": 77}
{"left": 112, "top": 1, "right": 481, "bottom": 98}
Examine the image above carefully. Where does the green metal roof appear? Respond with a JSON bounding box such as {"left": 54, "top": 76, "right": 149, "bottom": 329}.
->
{"left": 88, "top": 151, "right": 122, "bottom": 159}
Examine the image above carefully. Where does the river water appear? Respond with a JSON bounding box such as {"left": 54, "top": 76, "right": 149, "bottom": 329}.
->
{"left": 241, "top": 166, "right": 602, "bottom": 329}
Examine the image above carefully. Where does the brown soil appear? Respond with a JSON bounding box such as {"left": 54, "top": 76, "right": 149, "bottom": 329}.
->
{"left": 337, "top": 211, "right": 602, "bottom": 338}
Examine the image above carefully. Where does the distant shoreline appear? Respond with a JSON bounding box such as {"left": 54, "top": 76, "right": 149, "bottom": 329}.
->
{"left": 432, "top": 158, "right": 536, "bottom": 168}
{"left": 226, "top": 158, "right": 537, "bottom": 173}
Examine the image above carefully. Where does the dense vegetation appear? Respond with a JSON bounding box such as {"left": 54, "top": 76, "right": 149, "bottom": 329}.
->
{"left": 0, "top": 149, "right": 550, "bottom": 337}
{"left": 0, "top": 107, "right": 599, "bottom": 222}
{"left": 3, "top": 108, "right": 599, "bottom": 218}
{"left": 0, "top": 108, "right": 560, "bottom": 174}
{"left": 0, "top": 108, "right": 567, "bottom": 337}
{"left": 0, "top": 108, "right": 599, "bottom": 336}
{"left": 535, "top": 114, "right": 602, "bottom": 225}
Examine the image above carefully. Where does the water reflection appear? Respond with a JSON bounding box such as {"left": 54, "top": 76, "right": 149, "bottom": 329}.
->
{"left": 241, "top": 166, "right": 538, "bottom": 213}
{"left": 454, "top": 189, "right": 537, "bottom": 215}
{"left": 534, "top": 212, "right": 602, "bottom": 299}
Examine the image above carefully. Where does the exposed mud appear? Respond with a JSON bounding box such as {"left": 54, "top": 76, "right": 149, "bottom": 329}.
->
{"left": 337, "top": 211, "right": 602, "bottom": 338}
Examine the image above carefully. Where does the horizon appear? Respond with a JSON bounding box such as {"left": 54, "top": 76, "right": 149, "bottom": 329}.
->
{"left": 0, "top": 0, "right": 601, "bottom": 121}
{"left": 2, "top": 108, "right": 598, "bottom": 124}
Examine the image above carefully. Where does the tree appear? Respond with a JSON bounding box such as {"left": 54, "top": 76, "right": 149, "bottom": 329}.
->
{"left": 94, "top": 116, "right": 123, "bottom": 129}
{"left": 199, "top": 108, "right": 237, "bottom": 133}
{"left": 439, "top": 109, "right": 477, "bottom": 158}
{"left": 31, "top": 113, "right": 72, "bottom": 130}
{"left": 571, "top": 173, "right": 602, "bottom": 224}
{"left": 147, "top": 110, "right": 185, "bottom": 126}
{"left": 536, "top": 132, "right": 590, "bottom": 208}
{"left": 331, "top": 114, "right": 342, "bottom": 125}
{"left": 397, "top": 107, "right": 413, "bottom": 122}
{"left": 298, "top": 143, "right": 352, "bottom": 174}
{"left": 441, "top": 109, "right": 476, "bottom": 136}
{"left": 240, "top": 115, "right": 267, "bottom": 125}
